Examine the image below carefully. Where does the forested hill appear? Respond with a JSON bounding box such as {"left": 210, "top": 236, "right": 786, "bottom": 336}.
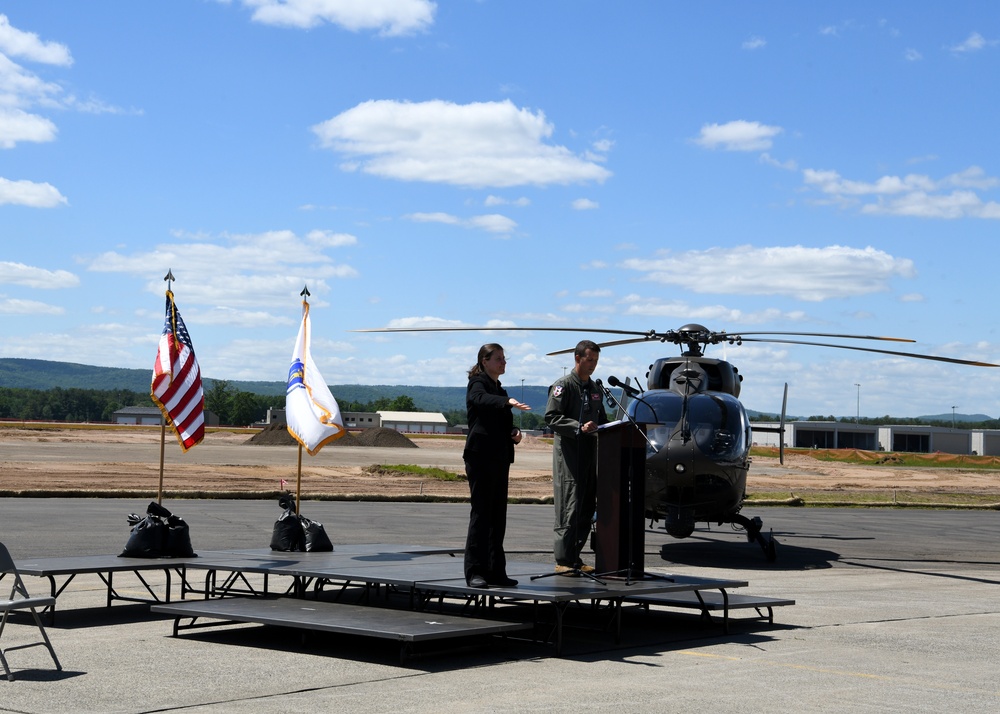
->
{"left": 0, "top": 358, "right": 549, "bottom": 414}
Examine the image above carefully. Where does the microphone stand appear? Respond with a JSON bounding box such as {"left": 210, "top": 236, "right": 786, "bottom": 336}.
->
{"left": 593, "top": 381, "right": 671, "bottom": 586}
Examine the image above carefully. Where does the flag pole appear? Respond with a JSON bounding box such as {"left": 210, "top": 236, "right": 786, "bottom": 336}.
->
{"left": 295, "top": 444, "right": 303, "bottom": 516}
{"left": 158, "top": 419, "right": 166, "bottom": 505}
{"left": 156, "top": 269, "right": 175, "bottom": 506}
{"left": 294, "top": 284, "right": 309, "bottom": 517}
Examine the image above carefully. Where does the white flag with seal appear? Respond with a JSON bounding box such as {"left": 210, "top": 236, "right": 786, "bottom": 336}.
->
{"left": 286, "top": 301, "right": 345, "bottom": 455}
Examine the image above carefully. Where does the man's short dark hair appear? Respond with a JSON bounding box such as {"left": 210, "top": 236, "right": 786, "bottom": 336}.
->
{"left": 575, "top": 339, "right": 600, "bottom": 357}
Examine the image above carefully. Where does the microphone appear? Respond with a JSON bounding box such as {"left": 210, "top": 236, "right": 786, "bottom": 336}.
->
{"left": 608, "top": 375, "right": 640, "bottom": 397}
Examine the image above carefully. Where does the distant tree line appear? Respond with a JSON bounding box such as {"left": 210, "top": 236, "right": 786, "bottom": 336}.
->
{"left": 0, "top": 384, "right": 455, "bottom": 428}
{"left": 0, "top": 386, "right": 146, "bottom": 423}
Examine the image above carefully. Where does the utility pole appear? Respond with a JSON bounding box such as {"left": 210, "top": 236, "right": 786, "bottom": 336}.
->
{"left": 854, "top": 383, "right": 861, "bottom": 424}
{"left": 520, "top": 378, "right": 525, "bottom": 429}
{"left": 952, "top": 406, "right": 957, "bottom": 428}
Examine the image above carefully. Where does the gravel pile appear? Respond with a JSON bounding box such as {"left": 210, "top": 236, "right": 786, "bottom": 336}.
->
{"left": 245, "top": 423, "right": 415, "bottom": 448}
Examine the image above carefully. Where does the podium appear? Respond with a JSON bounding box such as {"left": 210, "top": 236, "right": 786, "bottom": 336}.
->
{"left": 594, "top": 420, "right": 648, "bottom": 578}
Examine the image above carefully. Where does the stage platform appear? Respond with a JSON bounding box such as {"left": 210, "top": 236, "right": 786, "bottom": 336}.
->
{"left": 15, "top": 544, "right": 783, "bottom": 655}
{"left": 181, "top": 550, "right": 749, "bottom": 653}
{"left": 14, "top": 553, "right": 198, "bottom": 621}
{"left": 152, "top": 597, "right": 534, "bottom": 663}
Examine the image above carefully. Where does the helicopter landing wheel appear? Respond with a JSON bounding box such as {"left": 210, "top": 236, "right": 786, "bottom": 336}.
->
{"left": 730, "top": 513, "right": 778, "bottom": 562}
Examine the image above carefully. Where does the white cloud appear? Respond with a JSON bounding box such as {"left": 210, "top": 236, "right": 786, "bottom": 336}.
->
{"left": 0, "top": 18, "right": 125, "bottom": 134}
{"left": 405, "top": 211, "right": 461, "bottom": 226}
{"left": 759, "top": 152, "right": 797, "bottom": 171}
{"left": 0, "top": 39, "right": 63, "bottom": 108}
{"left": 239, "top": 0, "right": 436, "bottom": 35}
{"left": 313, "top": 99, "right": 612, "bottom": 188}
{"left": 693, "top": 120, "right": 783, "bottom": 151}
{"left": 305, "top": 229, "right": 358, "bottom": 247}
{"left": 0, "top": 107, "right": 57, "bottom": 148}
{"left": 944, "top": 166, "right": 999, "bottom": 189}
{"left": 0, "top": 326, "right": 150, "bottom": 368}
{"left": 803, "top": 165, "right": 1000, "bottom": 219}
{"left": 404, "top": 211, "right": 517, "bottom": 234}
{"left": 904, "top": 48, "right": 922, "bottom": 61}
{"left": 861, "top": 190, "right": 1000, "bottom": 219}
{"left": 592, "top": 138, "right": 614, "bottom": 153}
{"left": 620, "top": 297, "right": 807, "bottom": 326}
{"left": 0, "top": 261, "right": 79, "bottom": 288}
{"left": 560, "top": 302, "right": 617, "bottom": 314}
{"left": 484, "top": 195, "right": 530, "bottom": 207}
{"left": 383, "top": 316, "right": 471, "bottom": 329}
{"left": 948, "top": 32, "right": 995, "bottom": 53}
{"left": 0, "top": 14, "right": 72, "bottom": 65}
{"left": 0, "top": 296, "right": 65, "bottom": 315}
{"left": 0, "top": 177, "right": 67, "bottom": 206}
{"left": 742, "top": 36, "right": 766, "bottom": 50}
{"left": 803, "top": 168, "right": 936, "bottom": 196}
{"left": 86, "top": 229, "right": 359, "bottom": 308}
{"left": 195, "top": 306, "right": 295, "bottom": 328}
{"left": 620, "top": 245, "right": 915, "bottom": 301}
{"left": 468, "top": 214, "right": 517, "bottom": 234}
{"left": 572, "top": 198, "right": 598, "bottom": 210}
{"left": 0, "top": 54, "right": 63, "bottom": 108}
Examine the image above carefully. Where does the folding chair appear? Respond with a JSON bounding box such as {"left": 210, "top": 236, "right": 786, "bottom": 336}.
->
{"left": 0, "top": 542, "right": 62, "bottom": 681}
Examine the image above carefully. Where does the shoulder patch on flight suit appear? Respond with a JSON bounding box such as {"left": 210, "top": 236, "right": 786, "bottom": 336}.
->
{"left": 553, "top": 385, "right": 563, "bottom": 397}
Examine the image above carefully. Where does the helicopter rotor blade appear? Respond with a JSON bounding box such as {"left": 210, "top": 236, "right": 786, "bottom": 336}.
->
{"left": 737, "top": 337, "right": 999, "bottom": 367}
{"left": 545, "top": 336, "right": 658, "bottom": 356}
{"left": 352, "top": 326, "right": 658, "bottom": 337}
{"left": 355, "top": 325, "right": 918, "bottom": 346}
{"left": 719, "top": 331, "right": 915, "bottom": 344}
{"left": 354, "top": 324, "right": 994, "bottom": 367}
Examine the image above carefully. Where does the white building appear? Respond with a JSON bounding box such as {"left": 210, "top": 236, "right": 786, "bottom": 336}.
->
{"left": 752, "top": 420, "right": 1000, "bottom": 456}
{"left": 112, "top": 406, "right": 163, "bottom": 425}
{"left": 261, "top": 407, "right": 381, "bottom": 429}
{"left": 377, "top": 410, "right": 449, "bottom": 434}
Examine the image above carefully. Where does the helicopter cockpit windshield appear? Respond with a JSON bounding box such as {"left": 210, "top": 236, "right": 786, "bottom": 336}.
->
{"left": 628, "top": 391, "right": 750, "bottom": 461}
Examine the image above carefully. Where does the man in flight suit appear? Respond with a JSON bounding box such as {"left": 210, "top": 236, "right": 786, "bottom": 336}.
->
{"left": 545, "top": 340, "right": 608, "bottom": 574}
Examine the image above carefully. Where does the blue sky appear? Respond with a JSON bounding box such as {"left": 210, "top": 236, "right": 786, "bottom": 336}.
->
{"left": 2, "top": 1, "right": 999, "bottom": 418}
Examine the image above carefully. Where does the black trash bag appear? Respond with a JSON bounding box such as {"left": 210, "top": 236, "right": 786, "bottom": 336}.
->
{"left": 166, "top": 515, "right": 196, "bottom": 558}
{"left": 300, "top": 515, "right": 334, "bottom": 552}
{"left": 270, "top": 495, "right": 306, "bottom": 552}
{"left": 121, "top": 510, "right": 167, "bottom": 557}
{"left": 120, "top": 502, "right": 197, "bottom": 558}
{"left": 147, "top": 500, "right": 172, "bottom": 519}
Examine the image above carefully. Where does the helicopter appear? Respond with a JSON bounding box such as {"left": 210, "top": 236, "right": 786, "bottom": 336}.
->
{"left": 356, "top": 323, "right": 998, "bottom": 561}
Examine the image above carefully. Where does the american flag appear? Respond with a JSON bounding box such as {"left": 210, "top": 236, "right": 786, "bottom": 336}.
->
{"left": 151, "top": 290, "right": 205, "bottom": 452}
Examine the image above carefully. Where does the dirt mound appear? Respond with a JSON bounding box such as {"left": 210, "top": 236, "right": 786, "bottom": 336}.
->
{"left": 244, "top": 424, "right": 415, "bottom": 448}
{"left": 245, "top": 422, "right": 359, "bottom": 447}
{"left": 350, "top": 427, "right": 418, "bottom": 448}
{"left": 245, "top": 422, "right": 296, "bottom": 445}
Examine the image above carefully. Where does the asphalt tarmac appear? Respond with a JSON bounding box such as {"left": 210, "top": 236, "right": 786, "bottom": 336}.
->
{"left": 1, "top": 499, "right": 999, "bottom": 712}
